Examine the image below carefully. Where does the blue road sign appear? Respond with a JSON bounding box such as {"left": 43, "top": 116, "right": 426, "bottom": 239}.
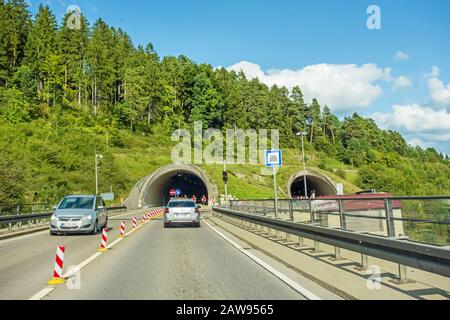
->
{"left": 176, "top": 189, "right": 181, "bottom": 196}
{"left": 265, "top": 150, "right": 283, "bottom": 167}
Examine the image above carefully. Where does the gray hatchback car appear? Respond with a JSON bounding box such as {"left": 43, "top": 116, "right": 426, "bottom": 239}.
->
{"left": 164, "top": 199, "right": 200, "bottom": 228}
{"left": 50, "top": 195, "right": 108, "bottom": 235}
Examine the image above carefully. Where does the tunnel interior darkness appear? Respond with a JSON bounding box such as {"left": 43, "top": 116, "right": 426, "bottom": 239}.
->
{"left": 143, "top": 171, "right": 208, "bottom": 206}
{"left": 290, "top": 175, "right": 336, "bottom": 198}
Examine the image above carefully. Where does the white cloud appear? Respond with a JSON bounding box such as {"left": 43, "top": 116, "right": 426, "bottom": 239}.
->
{"left": 393, "top": 76, "right": 412, "bottom": 90}
{"left": 428, "top": 66, "right": 440, "bottom": 78}
{"left": 227, "top": 61, "right": 390, "bottom": 112}
{"left": 394, "top": 51, "right": 409, "bottom": 61}
{"left": 373, "top": 104, "right": 450, "bottom": 152}
{"left": 427, "top": 75, "right": 450, "bottom": 108}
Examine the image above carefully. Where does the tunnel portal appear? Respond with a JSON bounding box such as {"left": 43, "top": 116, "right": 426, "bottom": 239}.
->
{"left": 126, "top": 164, "right": 218, "bottom": 209}
{"left": 288, "top": 170, "right": 337, "bottom": 198}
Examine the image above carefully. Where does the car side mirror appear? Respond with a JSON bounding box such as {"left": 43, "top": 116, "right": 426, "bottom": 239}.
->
{"left": 98, "top": 206, "right": 105, "bottom": 210}
{"left": 52, "top": 206, "right": 57, "bottom": 210}
{"left": 197, "top": 205, "right": 201, "bottom": 209}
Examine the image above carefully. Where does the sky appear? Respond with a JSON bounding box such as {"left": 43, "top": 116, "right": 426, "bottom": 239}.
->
{"left": 28, "top": 0, "right": 450, "bottom": 154}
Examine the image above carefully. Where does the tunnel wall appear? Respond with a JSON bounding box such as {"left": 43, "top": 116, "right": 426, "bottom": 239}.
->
{"left": 125, "top": 164, "right": 218, "bottom": 209}
{"left": 287, "top": 169, "right": 338, "bottom": 198}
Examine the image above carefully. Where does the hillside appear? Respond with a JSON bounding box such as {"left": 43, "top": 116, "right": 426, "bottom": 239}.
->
{"left": 0, "top": 1, "right": 449, "bottom": 209}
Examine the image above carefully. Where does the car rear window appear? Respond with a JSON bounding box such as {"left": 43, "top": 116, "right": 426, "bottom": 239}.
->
{"left": 59, "top": 197, "right": 94, "bottom": 210}
{"left": 168, "top": 201, "right": 196, "bottom": 208}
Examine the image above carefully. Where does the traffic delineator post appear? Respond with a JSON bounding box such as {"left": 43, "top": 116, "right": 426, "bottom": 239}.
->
{"left": 119, "top": 221, "right": 125, "bottom": 238}
{"left": 97, "top": 228, "right": 108, "bottom": 252}
{"left": 132, "top": 216, "right": 137, "bottom": 229}
{"left": 47, "top": 245, "right": 65, "bottom": 285}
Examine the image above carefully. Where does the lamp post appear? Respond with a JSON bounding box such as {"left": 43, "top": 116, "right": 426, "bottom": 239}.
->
{"left": 296, "top": 131, "right": 308, "bottom": 198}
{"left": 95, "top": 152, "right": 103, "bottom": 195}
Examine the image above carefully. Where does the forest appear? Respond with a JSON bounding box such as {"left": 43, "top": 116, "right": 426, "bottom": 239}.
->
{"left": 0, "top": 1, "right": 449, "bottom": 207}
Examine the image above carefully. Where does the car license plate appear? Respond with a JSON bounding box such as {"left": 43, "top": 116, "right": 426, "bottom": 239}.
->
{"left": 62, "top": 222, "right": 77, "bottom": 228}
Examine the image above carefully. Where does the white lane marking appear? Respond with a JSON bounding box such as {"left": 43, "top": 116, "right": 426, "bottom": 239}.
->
{"left": 202, "top": 218, "right": 322, "bottom": 300}
{"left": 29, "top": 287, "right": 54, "bottom": 300}
{"left": 28, "top": 214, "right": 157, "bottom": 300}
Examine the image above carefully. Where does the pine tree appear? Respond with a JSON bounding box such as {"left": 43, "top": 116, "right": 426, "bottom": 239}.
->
{"left": 6, "top": 0, "right": 31, "bottom": 73}
{"left": 0, "top": 0, "right": 9, "bottom": 85}
{"left": 24, "top": 4, "right": 57, "bottom": 104}
{"left": 86, "top": 19, "right": 115, "bottom": 115}
{"left": 58, "top": 11, "right": 89, "bottom": 105}
{"left": 307, "top": 98, "right": 323, "bottom": 144}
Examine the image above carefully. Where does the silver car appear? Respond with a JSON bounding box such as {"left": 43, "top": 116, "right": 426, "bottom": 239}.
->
{"left": 50, "top": 195, "right": 108, "bottom": 235}
{"left": 164, "top": 199, "right": 200, "bottom": 228}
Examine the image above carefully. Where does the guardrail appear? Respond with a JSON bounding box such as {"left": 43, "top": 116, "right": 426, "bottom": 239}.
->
{"left": 214, "top": 196, "right": 450, "bottom": 279}
{"left": 0, "top": 206, "right": 128, "bottom": 234}
{"left": 227, "top": 196, "right": 450, "bottom": 246}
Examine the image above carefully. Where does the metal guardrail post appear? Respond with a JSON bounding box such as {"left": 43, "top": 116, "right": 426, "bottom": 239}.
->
{"left": 288, "top": 200, "right": 294, "bottom": 221}
{"left": 332, "top": 247, "right": 344, "bottom": 261}
{"left": 338, "top": 199, "right": 346, "bottom": 230}
{"left": 384, "top": 199, "right": 396, "bottom": 237}
{"left": 309, "top": 199, "right": 315, "bottom": 225}
{"left": 273, "top": 199, "right": 277, "bottom": 218}
{"left": 356, "top": 254, "right": 369, "bottom": 271}
{"left": 313, "top": 240, "right": 320, "bottom": 253}
{"left": 297, "top": 236, "right": 304, "bottom": 247}
{"left": 391, "top": 264, "right": 414, "bottom": 284}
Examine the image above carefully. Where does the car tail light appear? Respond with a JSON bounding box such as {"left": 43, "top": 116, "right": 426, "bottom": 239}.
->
{"left": 164, "top": 207, "right": 169, "bottom": 214}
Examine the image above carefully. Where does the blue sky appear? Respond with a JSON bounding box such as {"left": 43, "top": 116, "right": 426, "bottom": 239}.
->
{"left": 29, "top": 0, "right": 450, "bottom": 154}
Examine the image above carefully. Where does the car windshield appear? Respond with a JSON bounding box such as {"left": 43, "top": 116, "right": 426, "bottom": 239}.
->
{"left": 59, "top": 197, "right": 94, "bottom": 210}
{"left": 168, "top": 201, "right": 196, "bottom": 208}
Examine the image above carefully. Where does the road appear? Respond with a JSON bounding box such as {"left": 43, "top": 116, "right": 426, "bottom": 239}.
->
{"left": 0, "top": 209, "right": 308, "bottom": 300}
{"left": 0, "top": 209, "right": 146, "bottom": 300}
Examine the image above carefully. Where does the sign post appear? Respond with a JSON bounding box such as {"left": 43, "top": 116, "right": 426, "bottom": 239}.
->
{"left": 223, "top": 160, "right": 228, "bottom": 208}
{"left": 265, "top": 150, "right": 282, "bottom": 218}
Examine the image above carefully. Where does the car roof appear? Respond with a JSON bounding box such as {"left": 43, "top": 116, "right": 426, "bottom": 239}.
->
{"left": 168, "top": 199, "right": 195, "bottom": 202}
{"left": 65, "top": 195, "right": 97, "bottom": 198}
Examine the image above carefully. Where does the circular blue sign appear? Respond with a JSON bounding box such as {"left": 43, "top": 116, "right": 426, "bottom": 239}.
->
{"left": 176, "top": 189, "right": 181, "bottom": 196}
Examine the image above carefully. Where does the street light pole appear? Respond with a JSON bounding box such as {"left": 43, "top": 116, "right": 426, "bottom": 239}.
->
{"left": 95, "top": 152, "right": 103, "bottom": 195}
{"left": 297, "top": 132, "right": 308, "bottom": 198}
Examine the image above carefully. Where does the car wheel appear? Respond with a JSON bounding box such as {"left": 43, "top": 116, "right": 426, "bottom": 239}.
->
{"left": 195, "top": 222, "right": 200, "bottom": 228}
{"left": 164, "top": 222, "right": 169, "bottom": 228}
{"left": 91, "top": 220, "right": 98, "bottom": 235}
{"left": 50, "top": 231, "right": 57, "bottom": 236}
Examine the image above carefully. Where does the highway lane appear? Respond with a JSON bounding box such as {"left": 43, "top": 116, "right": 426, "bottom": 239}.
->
{"left": 44, "top": 214, "right": 306, "bottom": 300}
{"left": 0, "top": 209, "right": 149, "bottom": 300}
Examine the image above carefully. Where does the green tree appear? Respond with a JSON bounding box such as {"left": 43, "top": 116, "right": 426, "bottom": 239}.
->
{"left": 24, "top": 4, "right": 57, "bottom": 105}
{"left": 57, "top": 11, "right": 89, "bottom": 105}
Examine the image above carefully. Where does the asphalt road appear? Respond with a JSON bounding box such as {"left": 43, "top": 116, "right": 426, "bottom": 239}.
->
{"left": 42, "top": 215, "right": 305, "bottom": 300}
{"left": 0, "top": 209, "right": 147, "bottom": 300}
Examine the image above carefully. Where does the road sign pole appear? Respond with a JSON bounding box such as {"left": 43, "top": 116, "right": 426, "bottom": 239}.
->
{"left": 273, "top": 165, "right": 278, "bottom": 218}
{"left": 224, "top": 160, "right": 228, "bottom": 208}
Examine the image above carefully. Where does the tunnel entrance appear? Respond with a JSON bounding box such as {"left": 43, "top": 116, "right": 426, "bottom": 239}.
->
{"left": 162, "top": 172, "right": 208, "bottom": 205}
{"left": 126, "top": 164, "right": 218, "bottom": 209}
{"left": 288, "top": 170, "right": 337, "bottom": 198}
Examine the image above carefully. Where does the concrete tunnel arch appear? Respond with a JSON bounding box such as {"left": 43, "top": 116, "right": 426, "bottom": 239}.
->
{"left": 287, "top": 169, "right": 338, "bottom": 198}
{"left": 126, "top": 164, "right": 218, "bottom": 209}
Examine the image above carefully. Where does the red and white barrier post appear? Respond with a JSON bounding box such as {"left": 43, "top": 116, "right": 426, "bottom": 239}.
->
{"left": 119, "top": 221, "right": 125, "bottom": 238}
{"left": 97, "top": 228, "right": 108, "bottom": 252}
{"left": 47, "top": 245, "right": 65, "bottom": 285}
{"left": 141, "top": 215, "right": 145, "bottom": 225}
{"left": 132, "top": 216, "right": 137, "bottom": 229}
